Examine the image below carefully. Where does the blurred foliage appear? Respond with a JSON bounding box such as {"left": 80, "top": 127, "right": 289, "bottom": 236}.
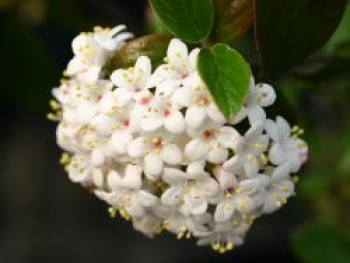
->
{"left": 292, "top": 221, "right": 350, "bottom": 263}
{"left": 0, "top": 12, "right": 57, "bottom": 112}
{"left": 255, "top": 0, "right": 347, "bottom": 74}
{"left": 273, "top": 1, "right": 350, "bottom": 262}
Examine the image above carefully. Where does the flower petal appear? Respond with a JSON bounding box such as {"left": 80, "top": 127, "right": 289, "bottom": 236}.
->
{"left": 134, "top": 56, "right": 151, "bottom": 86}
{"left": 277, "top": 116, "right": 291, "bottom": 139}
{"left": 167, "top": 39, "right": 188, "bottom": 69}
{"left": 207, "top": 104, "right": 226, "bottom": 124}
{"left": 113, "top": 87, "right": 132, "bottom": 107}
{"left": 256, "top": 83, "right": 276, "bottom": 107}
{"left": 164, "top": 110, "right": 185, "bottom": 134}
{"left": 111, "top": 69, "right": 132, "bottom": 90}
{"left": 185, "top": 105, "right": 206, "bottom": 129}
{"left": 269, "top": 143, "right": 286, "bottom": 165}
{"left": 111, "top": 130, "right": 133, "bottom": 154}
{"left": 248, "top": 106, "right": 266, "bottom": 125}
{"left": 185, "top": 139, "right": 206, "bottom": 161}
{"left": 144, "top": 153, "right": 163, "bottom": 180}
{"left": 76, "top": 101, "right": 97, "bottom": 125}
{"left": 140, "top": 116, "right": 163, "bottom": 132}
{"left": 171, "top": 87, "right": 194, "bottom": 107}
{"left": 107, "top": 170, "right": 122, "bottom": 191}
{"left": 162, "top": 168, "right": 186, "bottom": 184}
{"left": 207, "top": 148, "right": 229, "bottom": 164}
{"left": 214, "top": 200, "right": 235, "bottom": 222}
{"left": 91, "top": 148, "right": 105, "bottom": 166}
{"left": 138, "top": 190, "right": 157, "bottom": 207}
{"left": 122, "top": 164, "right": 142, "bottom": 190}
{"left": 187, "top": 196, "right": 207, "bottom": 215}
{"left": 128, "top": 137, "right": 145, "bottom": 158}
{"left": 155, "top": 79, "right": 180, "bottom": 98}
{"left": 218, "top": 126, "right": 241, "bottom": 149}
{"left": 162, "top": 144, "right": 183, "bottom": 165}
{"left": 161, "top": 186, "right": 183, "bottom": 205}
{"left": 223, "top": 155, "right": 241, "bottom": 172}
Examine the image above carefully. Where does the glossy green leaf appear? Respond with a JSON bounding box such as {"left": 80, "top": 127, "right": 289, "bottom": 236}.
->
{"left": 198, "top": 44, "right": 251, "bottom": 118}
{"left": 149, "top": 0, "right": 214, "bottom": 43}
{"left": 255, "top": 0, "right": 347, "bottom": 73}
{"left": 211, "top": 0, "right": 254, "bottom": 45}
{"left": 111, "top": 34, "right": 171, "bottom": 69}
{"left": 292, "top": 221, "right": 350, "bottom": 263}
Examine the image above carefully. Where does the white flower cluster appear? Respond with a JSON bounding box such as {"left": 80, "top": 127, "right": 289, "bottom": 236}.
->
{"left": 50, "top": 25, "right": 308, "bottom": 253}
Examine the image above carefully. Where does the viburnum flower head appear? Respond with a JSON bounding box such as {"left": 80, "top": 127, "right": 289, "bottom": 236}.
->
{"left": 49, "top": 25, "right": 308, "bottom": 253}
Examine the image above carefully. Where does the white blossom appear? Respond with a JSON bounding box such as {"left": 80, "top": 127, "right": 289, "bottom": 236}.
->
{"left": 51, "top": 31, "right": 308, "bottom": 252}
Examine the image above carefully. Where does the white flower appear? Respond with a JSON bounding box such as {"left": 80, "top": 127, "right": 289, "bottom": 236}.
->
{"left": 149, "top": 39, "right": 200, "bottom": 96}
{"left": 111, "top": 56, "right": 152, "bottom": 98}
{"left": 52, "top": 34, "right": 308, "bottom": 252}
{"left": 66, "top": 25, "right": 132, "bottom": 84}
{"left": 132, "top": 212, "right": 163, "bottom": 238}
{"left": 185, "top": 122, "right": 240, "bottom": 164}
{"left": 68, "top": 154, "right": 96, "bottom": 184}
{"left": 223, "top": 122, "right": 269, "bottom": 177}
{"left": 214, "top": 167, "right": 269, "bottom": 222}
{"left": 138, "top": 96, "right": 186, "bottom": 134}
{"left": 232, "top": 81, "right": 276, "bottom": 125}
{"left": 265, "top": 116, "right": 308, "bottom": 173}
{"left": 95, "top": 164, "right": 157, "bottom": 218}
{"left": 172, "top": 72, "right": 226, "bottom": 129}
{"left": 128, "top": 133, "right": 183, "bottom": 180}
{"left": 196, "top": 221, "right": 250, "bottom": 253}
{"left": 163, "top": 212, "right": 211, "bottom": 238}
{"left": 161, "top": 168, "right": 219, "bottom": 216}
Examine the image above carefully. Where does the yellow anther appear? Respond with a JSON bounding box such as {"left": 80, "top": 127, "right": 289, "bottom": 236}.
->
{"left": 60, "top": 153, "right": 70, "bottom": 165}
{"left": 225, "top": 203, "right": 233, "bottom": 210}
{"left": 232, "top": 220, "right": 239, "bottom": 226}
{"left": 212, "top": 242, "right": 220, "bottom": 251}
{"left": 226, "top": 242, "right": 234, "bottom": 250}
{"left": 177, "top": 232, "right": 185, "bottom": 239}
{"left": 49, "top": 100, "right": 61, "bottom": 111}
{"left": 46, "top": 113, "right": 60, "bottom": 122}
{"left": 280, "top": 186, "right": 289, "bottom": 192}
{"left": 108, "top": 207, "right": 117, "bottom": 218}
{"left": 292, "top": 126, "right": 299, "bottom": 132}
{"left": 292, "top": 176, "right": 299, "bottom": 183}
{"left": 219, "top": 246, "right": 226, "bottom": 254}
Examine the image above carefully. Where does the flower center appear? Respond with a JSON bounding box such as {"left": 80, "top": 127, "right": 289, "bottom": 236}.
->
{"left": 196, "top": 95, "right": 210, "bottom": 106}
{"left": 122, "top": 118, "right": 130, "bottom": 127}
{"left": 152, "top": 137, "right": 165, "bottom": 149}
{"left": 140, "top": 96, "right": 151, "bottom": 105}
{"left": 163, "top": 109, "right": 171, "bottom": 117}
{"left": 202, "top": 129, "right": 215, "bottom": 140}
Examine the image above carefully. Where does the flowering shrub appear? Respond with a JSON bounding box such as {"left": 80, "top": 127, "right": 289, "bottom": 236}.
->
{"left": 49, "top": 25, "right": 308, "bottom": 252}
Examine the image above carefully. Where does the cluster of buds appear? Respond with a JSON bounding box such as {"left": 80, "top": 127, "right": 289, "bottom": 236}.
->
{"left": 49, "top": 25, "right": 308, "bottom": 252}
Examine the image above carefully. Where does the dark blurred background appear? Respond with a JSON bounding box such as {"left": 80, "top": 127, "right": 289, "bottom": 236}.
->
{"left": 0, "top": 1, "right": 349, "bottom": 263}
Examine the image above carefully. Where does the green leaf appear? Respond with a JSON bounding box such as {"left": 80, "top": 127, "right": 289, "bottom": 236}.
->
{"left": 149, "top": 0, "right": 214, "bottom": 43}
{"left": 211, "top": 0, "right": 254, "bottom": 45}
{"left": 325, "top": 2, "right": 350, "bottom": 53}
{"left": 292, "top": 221, "right": 350, "bottom": 263}
{"left": 111, "top": 34, "right": 171, "bottom": 69}
{"left": 255, "top": 0, "right": 347, "bottom": 74}
{"left": 198, "top": 44, "right": 251, "bottom": 119}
